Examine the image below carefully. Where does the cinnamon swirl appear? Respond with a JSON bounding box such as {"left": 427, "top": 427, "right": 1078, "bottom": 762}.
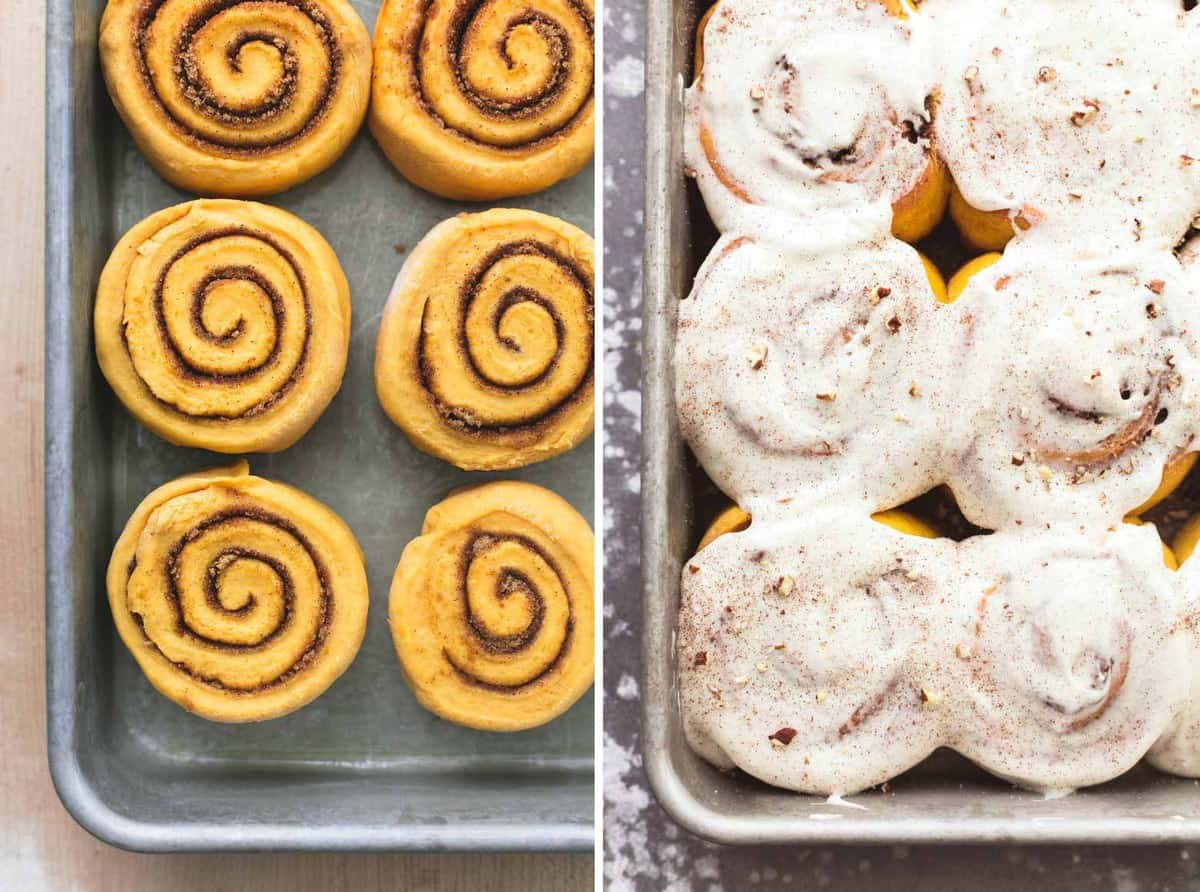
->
{"left": 675, "top": 235, "right": 969, "bottom": 519}
{"left": 946, "top": 243, "right": 1200, "bottom": 528}
{"left": 950, "top": 526, "right": 1188, "bottom": 792}
{"left": 99, "top": 0, "right": 372, "bottom": 197}
{"left": 388, "top": 481, "right": 594, "bottom": 731}
{"left": 95, "top": 200, "right": 351, "bottom": 454}
{"left": 375, "top": 209, "right": 594, "bottom": 470}
{"left": 686, "top": 0, "right": 948, "bottom": 243}
{"left": 369, "top": 0, "right": 595, "bottom": 200}
{"left": 680, "top": 512, "right": 953, "bottom": 795}
{"left": 107, "top": 462, "right": 369, "bottom": 722}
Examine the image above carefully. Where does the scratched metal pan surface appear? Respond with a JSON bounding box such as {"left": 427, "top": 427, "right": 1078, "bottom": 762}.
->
{"left": 45, "top": 0, "right": 594, "bottom": 853}
{"left": 640, "top": 0, "right": 1200, "bottom": 845}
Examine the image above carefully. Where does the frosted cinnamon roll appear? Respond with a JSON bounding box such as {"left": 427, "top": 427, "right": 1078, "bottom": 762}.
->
{"left": 369, "top": 0, "right": 595, "bottom": 200}
{"left": 927, "top": 0, "right": 1200, "bottom": 248}
{"left": 389, "top": 481, "right": 594, "bottom": 731}
{"left": 1147, "top": 549, "right": 1200, "bottom": 776}
{"left": 94, "top": 200, "right": 351, "bottom": 454}
{"left": 99, "top": 0, "right": 372, "bottom": 197}
{"left": 680, "top": 513, "right": 953, "bottom": 795}
{"left": 946, "top": 243, "right": 1200, "bottom": 529}
{"left": 374, "top": 210, "right": 594, "bottom": 470}
{"left": 675, "top": 235, "right": 971, "bottom": 519}
{"left": 107, "top": 462, "right": 369, "bottom": 722}
{"left": 686, "top": 0, "right": 947, "bottom": 243}
{"left": 951, "top": 526, "right": 1188, "bottom": 792}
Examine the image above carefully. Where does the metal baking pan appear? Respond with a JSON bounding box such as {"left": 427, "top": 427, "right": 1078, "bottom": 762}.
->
{"left": 640, "top": 0, "right": 1200, "bottom": 844}
{"left": 45, "top": 0, "right": 594, "bottom": 852}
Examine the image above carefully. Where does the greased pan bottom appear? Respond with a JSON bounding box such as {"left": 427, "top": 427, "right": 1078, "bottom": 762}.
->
{"left": 45, "top": 0, "right": 594, "bottom": 851}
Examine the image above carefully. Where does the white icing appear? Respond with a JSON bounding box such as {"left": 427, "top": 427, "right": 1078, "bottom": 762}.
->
{"left": 676, "top": 0, "right": 1200, "bottom": 795}
{"left": 948, "top": 240, "right": 1200, "bottom": 528}
{"left": 675, "top": 234, "right": 970, "bottom": 520}
{"left": 680, "top": 518, "right": 1190, "bottom": 795}
{"left": 926, "top": 0, "right": 1200, "bottom": 249}
{"left": 684, "top": 0, "right": 933, "bottom": 242}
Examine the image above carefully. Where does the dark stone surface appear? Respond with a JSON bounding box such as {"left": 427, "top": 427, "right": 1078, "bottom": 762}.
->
{"left": 600, "top": 1, "right": 1200, "bottom": 888}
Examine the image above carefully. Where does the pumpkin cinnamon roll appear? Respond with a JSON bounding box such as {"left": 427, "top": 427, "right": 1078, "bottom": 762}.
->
{"left": 389, "top": 481, "right": 594, "bottom": 731}
{"left": 675, "top": 235, "right": 971, "bottom": 519}
{"left": 680, "top": 512, "right": 953, "bottom": 795}
{"left": 928, "top": 0, "right": 1199, "bottom": 248}
{"left": 946, "top": 244, "right": 1200, "bottom": 529}
{"left": 95, "top": 200, "right": 351, "bottom": 454}
{"left": 686, "top": 0, "right": 947, "bottom": 242}
{"left": 107, "top": 462, "right": 369, "bottom": 723}
{"left": 99, "top": 0, "right": 372, "bottom": 197}
{"left": 369, "top": 0, "right": 595, "bottom": 201}
{"left": 951, "top": 527, "right": 1188, "bottom": 792}
{"left": 375, "top": 209, "right": 594, "bottom": 470}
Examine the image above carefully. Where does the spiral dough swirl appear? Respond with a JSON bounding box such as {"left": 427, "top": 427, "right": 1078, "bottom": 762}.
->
{"left": 107, "top": 462, "right": 369, "bottom": 723}
{"left": 369, "top": 0, "right": 595, "bottom": 200}
{"left": 95, "top": 200, "right": 352, "bottom": 454}
{"left": 99, "top": 0, "right": 372, "bottom": 196}
{"left": 389, "top": 481, "right": 594, "bottom": 731}
{"left": 375, "top": 209, "right": 594, "bottom": 470}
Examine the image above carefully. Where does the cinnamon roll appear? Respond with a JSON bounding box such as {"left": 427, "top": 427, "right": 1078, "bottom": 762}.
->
{"left": 99, "top": 0, "right": 372, "bottom": 197}
{"left": 680, "top": 513, "right": 952, "bottom": 795}
{"left": 686, "top": 0, "right": 948, "bottom": 243}
{"left": 1147, "top": 550, "right": 1200, "bottom": 776}
{"left": 951, "top": 527, "right": 1189, "bottom": 792}
{"left": 388, "top": 481, "right": 593, "bottom": 731}
{"left": 369, "top": 0, "right": 595, "bottom": 200}
{"left": 928, "top": 0, "right": 1200, "bottom": 248}
{"left": 107, "top": 462, "right": 369, "bottom": 723}
{"left": 94, "top": 200, "right": 351, "bottom": 454}
{"left": 374, "top": 209, "right": 594, "bottom": 470}
{"left": 946, "top": 243, "right": 1200, "bottom": 528}
{"left": 675, "top": 235, "right": 969, "bottom": 519}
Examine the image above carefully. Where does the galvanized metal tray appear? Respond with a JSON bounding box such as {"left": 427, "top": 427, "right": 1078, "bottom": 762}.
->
{"left": 45, "top": 0, "right": 594, "bottom": 852}
{"left": 640, "top": 0, "right": 1200, "bottom": 845}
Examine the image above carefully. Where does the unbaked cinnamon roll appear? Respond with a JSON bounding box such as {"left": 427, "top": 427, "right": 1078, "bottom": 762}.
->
{"left": 369, "top": 0, "right": 595, "bottom": 200}
{"left": 389, "top": 481, "right": 593, "bottom": 731}
{"left": 374, "top": 209, "right": 594, "bottom": 470}
{"left": 107, "top": 462, "right": 369, "bottom": 722}
{"left": 99, "top": 0, "right": 372, "bottom": 197}
{"left": 951, "top": 526, "right": 1188, "bottom": 792}
{"left": 680, "top": 512, "right": 953, "bottom": 795}
{"left": 946, "top": 243, "right": 1200, "bottom": 528}
{"left": 94, "top": 200, "right": 351, "bottom": 454}
{"left": 687, "top": 0, "right": 948, "bottom": 243}
{"left": 675, "top": 235, "right": 970, "bottom": 519}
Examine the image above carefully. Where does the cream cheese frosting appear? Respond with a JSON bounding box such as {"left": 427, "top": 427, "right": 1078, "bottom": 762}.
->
{"left": 677, "top": 0, "right": 1200, "bottom": 796}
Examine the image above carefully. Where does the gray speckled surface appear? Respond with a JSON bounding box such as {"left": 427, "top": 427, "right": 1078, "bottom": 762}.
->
{"left": 600, "top": 0, "right": 1200, "bottom": 887}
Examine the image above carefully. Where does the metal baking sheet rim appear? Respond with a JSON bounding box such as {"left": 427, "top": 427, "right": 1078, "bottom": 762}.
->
{"left": 638, "top": 0, "right": 1200, "bottom": 846}
{"left": 44, "top": 0, "right": 592, "bottom": 853}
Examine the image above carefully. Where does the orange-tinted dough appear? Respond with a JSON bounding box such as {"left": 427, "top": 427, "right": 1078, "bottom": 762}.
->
{"left": 375, "top": 209, "right": 594, "bottom": 470}
{"left": 107, "top": 462, "right": 369, "bottom": 722}
{"left": 389, "top": 481, "right": 594, "bottom": 731}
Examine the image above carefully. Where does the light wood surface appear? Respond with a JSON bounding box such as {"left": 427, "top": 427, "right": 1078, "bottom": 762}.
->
{"left": 0, "top": 4, "right": 593, "bottom": 889}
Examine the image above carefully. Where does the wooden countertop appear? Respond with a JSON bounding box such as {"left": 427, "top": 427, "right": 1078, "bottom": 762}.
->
{"left": 0, "top": 3, "right": 592, "bottom": 888}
